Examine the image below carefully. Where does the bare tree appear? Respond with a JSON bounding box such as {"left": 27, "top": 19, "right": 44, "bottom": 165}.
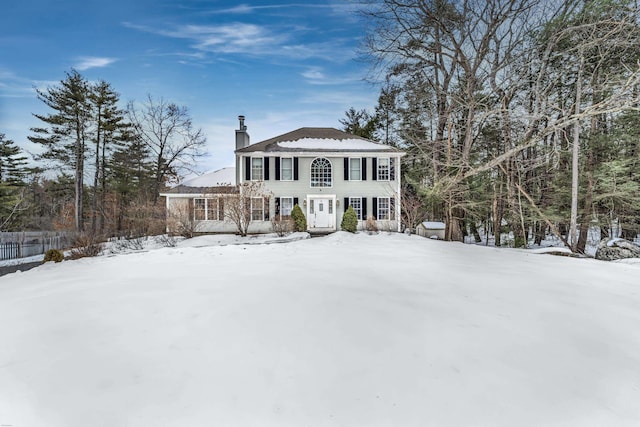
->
{"left": 223, "top": 181, "right": 271, "bottom": 236}
{"left": 127, "top": 95, "right": 206, "bottom": 203}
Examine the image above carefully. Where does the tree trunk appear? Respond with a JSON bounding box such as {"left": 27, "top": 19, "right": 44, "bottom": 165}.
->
{"left": 569, "top": 49, "right": 584, "bottom": 252}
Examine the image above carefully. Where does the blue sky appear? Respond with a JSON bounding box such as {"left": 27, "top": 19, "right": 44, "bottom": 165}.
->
{"left": 0, "top": 0, "right": 378, "bottom": 173}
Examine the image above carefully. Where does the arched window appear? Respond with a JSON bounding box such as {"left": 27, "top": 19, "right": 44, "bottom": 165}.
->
{"left": 310, "top": 158, "right": 332, "bottom": 187}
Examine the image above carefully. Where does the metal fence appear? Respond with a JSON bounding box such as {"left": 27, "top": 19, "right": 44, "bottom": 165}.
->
{"left": 0, "top": 232, "right": 71, "bottom": 261}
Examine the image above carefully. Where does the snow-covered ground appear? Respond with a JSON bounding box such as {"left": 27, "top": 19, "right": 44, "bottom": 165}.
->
{"left": 1, "top": 232, "right": 639, "bottom": 426}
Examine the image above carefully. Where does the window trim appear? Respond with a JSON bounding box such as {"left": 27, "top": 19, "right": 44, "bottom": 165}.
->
{"left": 193, "top": 197, "right": 223, "bottom": 221}
{"left": 280, "top": 157, "right": 293, "bottom": 181}
{"left": 348, "top": 197, "right": 363, "bottom": 220}
{"left": 310, "top": 157, "right": 333, "bottom": 188}
{"left": 377, "top": 157, "right": 390, "bottom": 181}
{"left": 251, "top": 157, "right": 264, "bottom": 181}
{"left": 349, "top": 157, "right": 362, "bottom": 181}
{"left": 377, "top": 196, "right": 391, "bottom": 221}
{"left": 279, "top": 196, "right": 294, "bottom": 217}
{"left": 250, "top": 197, "right": 264, "bottom": 221}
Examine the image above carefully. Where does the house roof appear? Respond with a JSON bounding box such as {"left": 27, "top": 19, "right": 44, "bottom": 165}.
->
{"left": 161, "top": 167, "right": 237, "bottom": 195}
{"left": 235, "top": 127, "right": 401, "bottom": 154}
{"left": 181, "top": 167, "right": 236, "bottom": 187}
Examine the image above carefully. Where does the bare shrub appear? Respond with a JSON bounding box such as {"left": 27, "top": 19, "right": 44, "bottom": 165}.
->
{"left": 110, "top": 236, "right": 145, "bottom": 253}
{"left": 68, "top": 233, "right": 104, "bottom": 259}
{"left": 365, "top": 216, "right": 379, "bottom": 233}
{"left": 224, "top": 181, "right": 271, "bottom": 236}
{"left": 121, "top": 200, "right": 166, "bottom": 238}
{"left": 271, "top": 215, "right": 294, "bottom": 237}
{"left": 166, "top": 200, "right": 196, "bottom": 238}
{"left": 155, "top": 234, "right": 178, "bottom": 247}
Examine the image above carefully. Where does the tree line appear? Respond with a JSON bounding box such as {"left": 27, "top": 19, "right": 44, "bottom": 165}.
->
{"left": 343, "top": 0, "right": 640, "bottom": 252}
{"left": 0, "top": 69, "right": 205, "bottom": 236}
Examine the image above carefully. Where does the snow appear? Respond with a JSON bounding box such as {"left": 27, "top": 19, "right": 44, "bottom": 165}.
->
{"left": 1, "top": 232, "right": 640, "bottom": 426}
{"left": 179, "top": 166, "right": 236, "bottom": 187}
{"left": 276, "top": 138, "right": 394, "bottom": 151}
{"left": 420, "top": 221, "right": 446, "bottom": 229}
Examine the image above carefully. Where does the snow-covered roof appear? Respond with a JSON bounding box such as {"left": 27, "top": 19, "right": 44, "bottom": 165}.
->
{"left": 420, "top": 221, "right": 446, "bottom": 229}
{"left": 276, "top": 138, "right": 391, "bottom": 151}
{"left": 236, "top": 127, "right": 401, "bottom": 154}
{"left": 181, "top": 167, "right": 236, "bottom": 187}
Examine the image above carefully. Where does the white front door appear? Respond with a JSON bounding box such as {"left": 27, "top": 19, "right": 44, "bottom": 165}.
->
{"left": 309, "top": 197, "right": 334, "bottom": 229}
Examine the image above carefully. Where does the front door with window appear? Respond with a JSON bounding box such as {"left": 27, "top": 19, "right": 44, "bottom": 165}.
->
{"left": 308, "top": 196, "right": 335, "bottom": 229}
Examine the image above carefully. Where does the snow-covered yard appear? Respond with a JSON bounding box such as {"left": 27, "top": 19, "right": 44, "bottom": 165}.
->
{"left": 1, "top": 232, "right": 639, "bottom": 426}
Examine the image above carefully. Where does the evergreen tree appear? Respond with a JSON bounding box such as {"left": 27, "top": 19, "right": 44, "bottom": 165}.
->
{"left": 88, "top": 80, "right": 128, "bottom": 234}
{"left": 29, "top": 69, "right": 90, "bottom": 231}
{"left": 340, "top": 107, "right": 378, "bottom": 140}
{"left": 0, "top": 134, "right": 29, "bottom": 230}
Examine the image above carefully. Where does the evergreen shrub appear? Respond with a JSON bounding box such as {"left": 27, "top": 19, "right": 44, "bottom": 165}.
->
{"left": 341, "top": 206, "right": 358, "bottom": 233}
{"left": 43, "top": 249, "right": 64, "bottom": 263}
{"left": 291, "top": 204, "right": 307, "bottom": 232}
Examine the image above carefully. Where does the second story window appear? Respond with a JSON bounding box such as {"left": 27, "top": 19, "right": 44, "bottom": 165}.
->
{"left": 281, "top": 157, "right": 293, "bottom": 181}
{"left": 311, "top": 157, "right": 332, "bottom": 187}
{"left": 251, "top": 157, "right": 263, "bottom": 180}
{"left": 349, "top": 158, "right": 361, "bottom": 180}
{"left": 377, "top": 158, "right": 390, "bottom": 181}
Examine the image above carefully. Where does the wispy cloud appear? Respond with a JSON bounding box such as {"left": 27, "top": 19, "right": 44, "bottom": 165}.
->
{"left": 206, "top": 3, "right": 343, "bottom": 15}
{"left": 122, "top": 21, "right": 352, "bottom": 62}
{"left": 0, "top": 69, "right": 39, "bottom": 98}
{"left": 74, "top": 56, "right": 118, "bottom": 71}
{"left": 301, "top": 67, "right": 364, "bottom": 85}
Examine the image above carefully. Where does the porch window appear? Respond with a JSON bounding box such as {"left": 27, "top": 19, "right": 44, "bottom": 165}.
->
{"left": 311, "top": 158, "right": 332, "bottom": 187}
{"left": 194, "top": 198, "right": 206, "bottom": 221}
{"left": 251, "top": 197, "right": 264, "bottom": 221}
{"left": 194, "top": 198, "right": 223, "bottom": 221}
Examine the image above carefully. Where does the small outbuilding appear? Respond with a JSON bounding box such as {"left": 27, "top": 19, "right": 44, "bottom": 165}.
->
{"left": 416, "top": 221, "right": 446, "bottom": 240}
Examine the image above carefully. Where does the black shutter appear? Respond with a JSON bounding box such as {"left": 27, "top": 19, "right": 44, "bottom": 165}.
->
{"left": 264, "top": 157, "right": 270, "bottom": 180}
{"left": 293, "top": 197, "right": 299, "bottom": 207}
{"left": 264, "top": 197, "right": 270, "bottom": 221}
{"left": 390, "top": 158, "right": 395, "bottom": 181}
{"left": 293, "top": 157, "right": 299, "bottom": 180}
{"left": 245, "top": 157, "right": 251, "bottom": 181}
{"left": 372, "top": 158, "right": 377, "bottom": 181}
{"left": 372, "top": 197, "right": 378, "bottom": 220}
{"left": 362, "top": 158, "right": 367, "bottom": 181}
{"left": 344, "top": 157, "right": 349, "bottom": 180}
{"left": 362, "top": 197, "right": 368, "bottom": 220}
{"left": 275, "top": 157, "right": 281, "bottom": 180}
{"left": 344, "top": 197, "right": 349, "bottom": 210}
{"left": 275, "top": 197, "right": 281, "bottom": 216}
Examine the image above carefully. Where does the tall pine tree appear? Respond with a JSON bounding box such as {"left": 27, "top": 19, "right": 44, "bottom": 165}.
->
{"left": 29, "top": 69, "right": 90, "bottom": 231}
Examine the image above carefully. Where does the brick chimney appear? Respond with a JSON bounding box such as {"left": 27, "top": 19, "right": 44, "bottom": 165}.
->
{"left": 235, "top": 115, "right": 250, "bottom": 150}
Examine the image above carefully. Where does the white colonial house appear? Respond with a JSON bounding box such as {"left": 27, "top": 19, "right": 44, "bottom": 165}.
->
{"left": 161, "top": 116, "right": 405, "bottom": 234}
